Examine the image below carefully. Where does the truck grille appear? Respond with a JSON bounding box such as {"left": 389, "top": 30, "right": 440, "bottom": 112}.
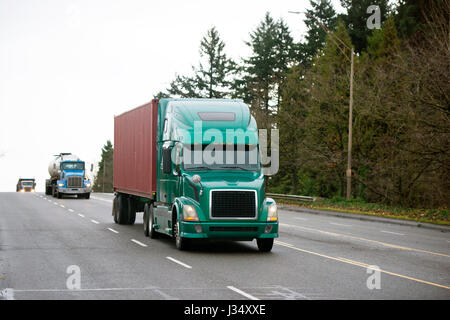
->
{"left": 210, "top": 190, "right": 257, "bottom": 219}
{"left": 67, "top": 176, "right": 83, "bottom": 188}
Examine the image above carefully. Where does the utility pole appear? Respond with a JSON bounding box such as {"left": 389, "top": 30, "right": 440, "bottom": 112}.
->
{"left": 102, "top": 159, "right": 105, "bottom": 193}
{"left": 288, "top": 10, "right": 355, "bottom": 199}
{"left": 346, "top": 48, "right": 354, "bottom": 200}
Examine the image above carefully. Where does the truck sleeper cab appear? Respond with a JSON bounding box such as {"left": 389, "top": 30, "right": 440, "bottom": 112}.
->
{"left": 113, "top": 98, "right": 278, "bottom": 252}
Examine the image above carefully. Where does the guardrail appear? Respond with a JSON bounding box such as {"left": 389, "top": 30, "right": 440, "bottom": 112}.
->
{"left": 266, "top": 193, "right": 316, "bottom": 202}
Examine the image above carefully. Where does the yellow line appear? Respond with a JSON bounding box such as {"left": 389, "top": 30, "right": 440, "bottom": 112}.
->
{"left": 275, "top": 240, "right": 450, "bottom": 290}
{"left": 280, "top": 223, "right": 450, "bottom": 258}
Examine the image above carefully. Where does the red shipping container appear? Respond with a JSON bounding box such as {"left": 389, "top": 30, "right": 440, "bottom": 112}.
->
{"left": 113, "top": 100, "right": 158, "bottom": 198}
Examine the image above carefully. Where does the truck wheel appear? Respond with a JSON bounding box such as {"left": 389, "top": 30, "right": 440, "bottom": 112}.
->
{"left": 85, "top": 193, "right": 90, "bottom": 199}
{"left": 127, "top": 198, "right": 136, "bottom": 225}
{"left": 113, "top": 195, "right": 119, "bottom": 223}
{"left": 52, "top": 186, "right": 57, "bottom": 198}
{"left": 45, "top": 186, "right": 52, "bottom": 195}
{"left": 144, "top": 203, "right": 158, "bottom": 238}
{"left": 256, "top": 238, "right": 274, "bottom": 252}
{"left": 57, "top": 191, "right": 62, "bottom": 199}
{"left": 117, "top": 194, "right": 129, "bottom": 225}
{"left": 174, "top": 219, "right": 190, "bottom": 251}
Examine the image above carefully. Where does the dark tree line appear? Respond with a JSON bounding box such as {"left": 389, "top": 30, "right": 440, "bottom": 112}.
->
{"left": 151, "top": 0, "right": 449, "bottom": 208}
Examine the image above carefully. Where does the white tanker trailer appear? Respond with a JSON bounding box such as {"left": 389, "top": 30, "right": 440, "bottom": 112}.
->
{"left": 45, "top": 153, "right": 92, "bottom": 199}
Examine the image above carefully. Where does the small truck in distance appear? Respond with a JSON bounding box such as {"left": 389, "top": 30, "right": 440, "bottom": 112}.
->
{"left": 16, "top": 178, "right": 36, "bottom": 192}
{"left": 113, "top": 98, "right": 278, "bottom": 251}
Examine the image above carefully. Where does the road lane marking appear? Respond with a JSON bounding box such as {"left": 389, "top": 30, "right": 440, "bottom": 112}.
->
{"left": 78, "top": 214, "right": 85, "bottom": 218}
{"left": 294, "top": 217, "right": 308, "bottom": 221}
{"left": 108, "top": 228, "right": 119, "bottom": 233}
{"left": 166, "top": 257, "right": 192, "bottom": 269}
{"left": 68, "top": 209, "right": 74, "bottom": 213}
{"left": 131, "top": 239, "right": 148, "bottom": 247}
{"left": 90, "top": 196, "right": 112, "bottom": 203}
{"left": 53, "top": 202, "right": 58, "bottom": 205}
{"left": 279, "top": 223, "right": 450, "bottom": 258}
{"left": 381, "top": 230, "right": 405, "bottom": 236}
{"left": 60, "top": 204, "right": 65, "bottom": 208}
{"left": 0, "top": 288, "right": 14, "bottom": 300}
{"left": 275, "top": 240, "right": 450, "bottom": 290}
{"left": 330, "top": 222, "right": 352, "bottom": 227}
{"left": 227, "top": 286, "right": 259, "bottom": 300}
{"left": 91, "top": 220, "right": 99, "bottom": 224}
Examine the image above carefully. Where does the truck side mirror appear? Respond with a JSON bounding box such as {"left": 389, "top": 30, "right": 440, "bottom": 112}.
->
{"left": 162, "top": 147, "right": 172, "bottom": 174}
{"left": 90, "top": 164, "right": 94, "bottom": 172}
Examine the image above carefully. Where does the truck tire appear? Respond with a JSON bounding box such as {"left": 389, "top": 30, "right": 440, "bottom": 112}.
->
{"left": 45, "top": 186, "right": 52, "bottom": 195}
{"left": 144, "top": 203, "right": 158, "bottom": 238}
{"left": 84, "top": 193, "right": 90, "bottom": 199}
{"left": 174, "top": 218, "right": 190, "bottom": 251}
{"left": 117, "top": 194, "right": 129, "bottom": 225}
{"left": 256, "top": 238, "right": 274, "bottom": 252}
{"left": 57, "top": 191, "right": 62, "bottom": 199}
{"left": 113, "top": 195, "right": 119, "bottom": 223}
{"left": 127, "top": 198, "right": 136, "bottom": 225}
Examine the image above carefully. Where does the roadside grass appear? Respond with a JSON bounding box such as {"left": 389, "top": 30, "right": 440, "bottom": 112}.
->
{"left": 274, "top": 196, "right": 450, "bottom": 226}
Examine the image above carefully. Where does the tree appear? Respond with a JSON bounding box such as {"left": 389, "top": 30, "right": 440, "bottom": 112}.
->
{"left": 167, "top": 27, "right": 235, "bottom": 98}
{"left": 303, "top": 0, "right": 338, "bottom": 63}
{"left": 240, "top": 13, "right": 295, "bottom": 129}
{"left": 340, "top": 0, "right": 390, "bottom": 53}
{"left": 93, "top": 140, "right": 114, "bottom": 193}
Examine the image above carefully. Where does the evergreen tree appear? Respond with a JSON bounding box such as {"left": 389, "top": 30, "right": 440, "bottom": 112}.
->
{"left": 241, "top": 13, "right": 295, "bottom": 129}
{"left": 167, "top": 27, "right": 235, "bottom": 98}
{"left": 93, "top": 140, "right": 114, "bottom": 193}
{"left": 303, "top": 0, "right": 337, "bottom": 63}
{"left": 340, "top": 0, "right": 390, "bottom": 53}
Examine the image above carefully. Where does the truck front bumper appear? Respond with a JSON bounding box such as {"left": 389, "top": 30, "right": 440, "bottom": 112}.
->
{"left": 58, "top": 187, "right": 91, "bottom": 194}
{"left": 179, "top": 221, "right": 278, "bottom": 240}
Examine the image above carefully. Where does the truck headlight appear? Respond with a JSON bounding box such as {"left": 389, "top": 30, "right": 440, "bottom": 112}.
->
{"left": 267, "top": 204, "right": 278, "bottom": 222}
{"left": 183, "top": 205, "right": 199, "bottom": 221}
{"left": 85, "top": 181, "right": 91, "bottom": 187}
{"left": 58, "top": 183, "right": 65, "bottom": 187}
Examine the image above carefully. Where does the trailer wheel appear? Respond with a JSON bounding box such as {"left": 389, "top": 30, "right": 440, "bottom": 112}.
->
{"left": 127, "top": 198, "right": 136, "bottom": 225}
{"left": 117, "top": 194, "right": 129, "bottom": 225}
{"left": 256, "top": 238, "right": 274, "bottom": 252}
{"left": 113, "top": 195, "right": 119, "bottom": 223}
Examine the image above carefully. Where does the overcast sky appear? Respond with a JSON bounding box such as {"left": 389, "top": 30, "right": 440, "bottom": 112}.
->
{"left": 0, "top": 0, "right": 344, "bottom": 191}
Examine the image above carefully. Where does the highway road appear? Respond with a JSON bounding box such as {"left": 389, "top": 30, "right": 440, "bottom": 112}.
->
{"left": 0, "top": 192, "right": 449, "bottom": 300}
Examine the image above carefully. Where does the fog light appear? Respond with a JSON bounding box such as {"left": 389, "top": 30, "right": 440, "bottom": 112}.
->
{"left": 265, "top": 224, "right": 273, "bottom": 233}
{"left": 194, "top": 225, "right": 203, "bottom": 233}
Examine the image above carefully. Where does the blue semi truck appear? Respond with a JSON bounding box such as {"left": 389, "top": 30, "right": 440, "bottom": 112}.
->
{"left": 45, "top": 153, "right": 92, "bottom": 199}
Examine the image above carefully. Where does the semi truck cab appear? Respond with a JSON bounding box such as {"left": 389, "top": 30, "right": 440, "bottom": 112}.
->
{"left": 16, "top": 178, "right": 36, "bottom": 192}
{"left": 55, "top": 161, "right": 92, "bottom": 199}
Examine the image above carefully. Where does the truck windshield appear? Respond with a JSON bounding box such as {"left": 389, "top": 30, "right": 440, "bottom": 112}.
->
{"left": 61, "top": 162, "right": 84, "bottom": 170}
{"left": 21, "top": 181, "right": 33, "bottom": 186}
{"left": 182, "top": 144, "right": 260, "bottom": 172}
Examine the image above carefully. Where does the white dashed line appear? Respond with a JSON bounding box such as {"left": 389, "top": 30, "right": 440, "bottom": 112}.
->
{"left": 91, "top": 219, "right": 99, "bottom": 224}
{"left": 60, "top": 204, "right": 65, "bottom": 208}
{"left": 294, "top": 217, "right": 308, "bottom": 221}
{"left": 107, "top": 228, "right": 119, "bottom": 234}
{"left": 381, "top": 230, "right": 405, "bottom": 236}
{"left": 78, "top": 214, "right": 85, "bottom": 218}
{"left": 131, "top": 239, "right": 148, "bottom": 247}
{"left": 227, "top": 286, "right": 259, "bottom": 300}
{"left": 68, "top": 209, "right": 74, "bottom": 213}
{"left": 330, "top": 222, "right": 352, "bottom": 227}
{"left": 166, "top": 257, "right": 192, "bottom": 269}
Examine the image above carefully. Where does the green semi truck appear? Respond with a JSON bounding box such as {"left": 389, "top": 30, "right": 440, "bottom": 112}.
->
{"left": 113, "top": 98, "right": 278, "bottom": 251}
